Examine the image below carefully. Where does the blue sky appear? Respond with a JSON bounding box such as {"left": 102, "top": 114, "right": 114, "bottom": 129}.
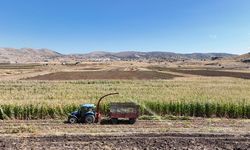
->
{"left": 0, "top": 0, "right": 250, "bottom": 54}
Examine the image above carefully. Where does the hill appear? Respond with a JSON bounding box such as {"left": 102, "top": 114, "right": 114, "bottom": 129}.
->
{"left": 0, "top": 47, "right": 237, "bottom": 63}
{"left": 231, "top": 52, "right": 250, "bottom": 63}
{"left": 77, "top": 51, "right": 236, "bottom": 61}
{"left": 0, "top": 48, "right": 62, "bottom": 63}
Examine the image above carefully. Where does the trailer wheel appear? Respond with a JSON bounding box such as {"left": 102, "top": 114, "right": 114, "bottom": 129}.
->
{"left": 129, "top": 118, "right": 136, "bottom": 124}
{"left": 85, "top": 115, "right": 95, "bottom": 124}
{"left": 111, "top": 118, "right": 118, "bottom": 124}
{"left": 68, "top": 117, "right": 77, "bottom": 124}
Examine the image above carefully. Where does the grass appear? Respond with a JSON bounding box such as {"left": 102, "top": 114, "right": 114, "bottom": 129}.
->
{"left": 0, "top": 77, "right": 249, "bottom": 119}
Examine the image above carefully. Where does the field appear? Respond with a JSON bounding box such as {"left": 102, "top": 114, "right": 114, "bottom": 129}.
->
{"left": 149, "top": 66, "right": 250, "bottom": 79}
{"left": 1, "top": 133, "right": 249, "bottom": 149}
{"left": 0, "top": 119, "right": 249, "bottom": 149}
{"left": 26, "top": 70, "right": 180, "bottom": 80}
{"left": 0, "top": 78, "right": 250, "bottom": 119}
{"left": 0, "top": 61, "right": 249, "bottom": 149}
{"left": 0, "top": 65, "right": 250, "bottom": 119}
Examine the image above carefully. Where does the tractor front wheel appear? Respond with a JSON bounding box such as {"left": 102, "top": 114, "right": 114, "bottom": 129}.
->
{"left": 111, "top": 118, "right": 118, "bottom": 124}
{"left": 85, "top": 115, "right": 95, "bottom": 124}
{"left": 68, "top": 116, "right": 78, "bottom": 124}
{"left": 129, "top": 118, "right": 136, "bottom": 124}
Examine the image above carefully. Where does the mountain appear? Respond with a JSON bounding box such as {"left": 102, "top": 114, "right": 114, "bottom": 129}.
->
{"left": 184, "top": 53, "right": 236, "bottom": 59}
{"left": 0, "top": 48, "right": 62, "bottom": 63}
{"left": 77, "top": 51, "right": 236, "bottom": 61}
{"left": 0, "top": 47, "right": 237, "bottom": 63}
{"left": 231, "top": 52, "right": 250, "bottom": 63}
{"left": 234, "top": 52, "right": 250, "bottom": 59}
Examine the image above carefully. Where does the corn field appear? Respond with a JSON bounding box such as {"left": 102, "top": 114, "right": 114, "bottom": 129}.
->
{"left": 0, "top": 77, "right": 249, "bottom": 119}
{"left": 0, "top": 101, "right": 249, "bottom": 119}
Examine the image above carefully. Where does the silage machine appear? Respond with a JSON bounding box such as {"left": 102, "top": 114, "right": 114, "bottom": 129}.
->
{"left": 68, "top": 93, "right": 139, "bottom": 124}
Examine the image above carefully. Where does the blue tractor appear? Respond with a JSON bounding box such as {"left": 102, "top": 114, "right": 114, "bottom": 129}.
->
{"left": 68, "top": 104, "right": 97, "bottom": 124}
{"left": 68, "top": 93, "right": 118, "bottom": 124}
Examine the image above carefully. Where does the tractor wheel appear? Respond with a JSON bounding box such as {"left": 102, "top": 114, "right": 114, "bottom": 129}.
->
{"left": 111, "top": 118, "right": 118, "bottom": 124}
{"left": 129, "top": 118, "right": 136, "bottom": 124}
{"left": 68, "top": 117, "right": 78, "bottom": 124}
{"left": 85, "top": 115, "right": 95, "bottom": 124}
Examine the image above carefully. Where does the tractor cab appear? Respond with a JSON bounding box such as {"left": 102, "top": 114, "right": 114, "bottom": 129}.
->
{"left": 68, "top": 104, "right": 97, "bottom": 124}
{"left": 79, "top": 104, "right": 96, "bottom": 114}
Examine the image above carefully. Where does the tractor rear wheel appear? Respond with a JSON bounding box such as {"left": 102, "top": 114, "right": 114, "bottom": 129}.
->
{"left": 85, "top": 115, "right": 95, "bottom": 124}
{"left": 68, "top": 117, "right": 77, "bottom": 124}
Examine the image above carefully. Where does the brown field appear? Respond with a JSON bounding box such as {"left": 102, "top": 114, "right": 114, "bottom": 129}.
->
{"left": 25, "top": 70, "right": 181, "bottom": 80}
{"left": 0, "top": 61, "right": 249, "bottom": 81}
{"left": 149, "top": 66, "right": 250, "bottom": 79}
{"left": 0, "top": 119, "right": 249, "bottom": 149}
{"left": 80, "top": 67, "right": 102, "bottom": 70}
{"left": 0, "top": 64, "right": 41, "bottom": 69}
{"left": 1, "top": 133, "right": 249, "bottom": 150}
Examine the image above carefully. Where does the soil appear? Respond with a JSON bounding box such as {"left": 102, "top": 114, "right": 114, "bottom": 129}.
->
{"left": 0, "top": 64, "right": 41, "bottom": 69}
{"left": 0, "top": 133, "right": 249, "bottom": 150}
{"left": 149, "top": 66, "right": 250, "bottom": 79}
{"left": 25, "top": 70, "right": 181, "bottom": 80}
{"left": 0, "top": 119, "right": 249, "bottom": 149}
{"left": 80, "top": 67, "right": 102, "bottom": 70}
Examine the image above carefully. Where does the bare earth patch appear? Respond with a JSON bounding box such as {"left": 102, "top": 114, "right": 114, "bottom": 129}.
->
{"left": 25, "top": 70, "right": 181, "bottom": 80}
{"left": 0, "top": 133, "right": 249, "bottom": 150}
{"left": 149, "top": 66, "right": 250, "bottom": 79}
{"left": 0, "top": 119, "right": 249, "bottom": 149}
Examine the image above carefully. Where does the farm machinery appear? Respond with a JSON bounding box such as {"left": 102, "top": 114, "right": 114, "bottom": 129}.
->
{"left": 68, "top": 93, "right": 139, "bottom": 124}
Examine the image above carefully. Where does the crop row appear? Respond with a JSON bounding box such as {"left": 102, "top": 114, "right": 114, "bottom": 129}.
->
{"left": 0, "top": 101, "right": 249, "bottom": 120}
{"left": 0, "top": 79, "right": 250, "bottom": 105}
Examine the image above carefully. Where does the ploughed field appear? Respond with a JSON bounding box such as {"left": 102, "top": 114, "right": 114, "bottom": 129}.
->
{"left": 1, "top": 133, "right": 249, "bottom": 150}
{"left": 24, "top": 67, "right": 250, "bottom": 80}
{"left": 26, "top": 70, "right": 181, "bottom": 80}
{"left": 0, "top": 119, "right": 249, "bottom": 150}
{"left": 149, "top": 66, "right": 250, "bottom": 79}
{"left": 0, "top": 64, "right": 41, "bottom": 69}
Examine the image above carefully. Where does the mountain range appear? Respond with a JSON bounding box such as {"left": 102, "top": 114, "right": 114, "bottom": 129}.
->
{"left": 0, "top": 47, "right": 244, "bottom": 63}
{"left": 77, "top": 51, "right": 236, "bottom": 60}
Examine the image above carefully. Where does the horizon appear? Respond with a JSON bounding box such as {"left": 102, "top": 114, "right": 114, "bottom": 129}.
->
{"left": 0, "top": 47, "right": 244, "bottom": 55}
{"left": 1, "top": 0, "right": 250, "bottom": 54}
